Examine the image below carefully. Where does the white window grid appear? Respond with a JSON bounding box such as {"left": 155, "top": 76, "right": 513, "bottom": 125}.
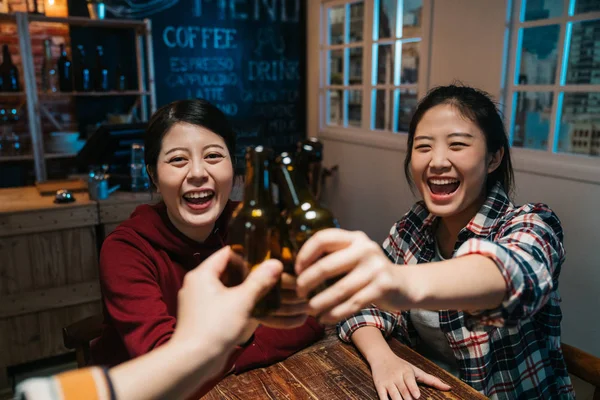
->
{"left": 319, "top": 0, "right": 431, "bottom": 134}
{"left": 503, "top": 0, "right": 600, "bottom": 157}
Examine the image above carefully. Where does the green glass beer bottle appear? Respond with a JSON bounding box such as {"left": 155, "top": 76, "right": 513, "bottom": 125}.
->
{"left": 274, "top": 152, "right": 339, "bottom": 293}
{"left": 295, "top": 138, "right": 324, "bottom": 199}
{"left": 228, "top": 146, "right": 282, "bottom": 317}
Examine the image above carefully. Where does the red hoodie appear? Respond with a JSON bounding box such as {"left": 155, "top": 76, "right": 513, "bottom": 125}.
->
{"left": 90, "top": 200, "right": 323, "bottom": 397}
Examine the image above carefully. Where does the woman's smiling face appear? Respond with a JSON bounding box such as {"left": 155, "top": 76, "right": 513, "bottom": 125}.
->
{"left": 154, "top": 122, "right": 234, "bottom": 241}
{"left": 410, "top": 103, "right": 501, "bottom": 219}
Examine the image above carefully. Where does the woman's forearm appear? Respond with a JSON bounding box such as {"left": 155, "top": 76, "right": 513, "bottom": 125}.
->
{"left": 351, "top": 326, "right": 397, "bottom": 365}
{"left": 401, "top": 254, "right": 506, "bottom": 312}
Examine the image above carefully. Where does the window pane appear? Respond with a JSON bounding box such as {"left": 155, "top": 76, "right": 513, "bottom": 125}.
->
{"left": 403, "top": 0, "right": 422, "bottom": 37}
{"left": 329, "top": 6, "right": 345, "bottom": 45}
{"left": 375, "top": 43, "right": 394, "bottom": 84}
{"left": 329, "top": 50, "right": 344, "bottom": 85}
{"left": 396, "top": 88, "right": 418, "bottom": 132}
{"left": 512, "top": 91, "right": 554, "bottom": 150}
{"left": 372, "top": 89, "right": 390, "bottom": 130}
{"left": 574, "top": 0, "right": 600, "bottom": 14}
{"left": 400, "top": 41, "right": 419, "bottom": 84}
{"left": 347, "top": 90, "right": 362, "bottom": 127}
{"left": 377, "top": 0, "right": 399, "bottom": 39}
{"left": 327, "top": 90, "right": 343, "bottom": 126}
{"left": 523, "top": 0, "right": 563, "bottom": 21}
{"left": 349, "top": 47, "right": 363, "bottom": 85}
{"left": 349, "top": 2, "right": 364, "bottom": 43}
{"left": 566, "top": 19, "right": 600, "bottom": 85}
{"left": 517, "top": 25, "right": 560, "bottom": 85}
{"left": 557, "top": 92, "right": 600, "bottom": 156}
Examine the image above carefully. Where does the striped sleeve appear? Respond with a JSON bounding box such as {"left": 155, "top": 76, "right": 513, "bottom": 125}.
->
{"left": 337, "top": 307, "right": 402, "bottom": 342}
{"left": 15, "top": 367, "right": 114, "bottom": 400}
{"left": 455, "top": 204, "right": 565, "bottom": 329}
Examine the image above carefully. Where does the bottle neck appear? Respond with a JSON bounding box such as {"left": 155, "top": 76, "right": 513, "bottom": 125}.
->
{"left": 44, "top": 43, "right": 52, "bottom": 60}
{"left": 2, "top": 46, "right": 11, "bottom": 63}
{"left": 295, "top": 151, "right": 309, "bottom": 179}
{"left": 243, "top": 153, "right": 273, "bottom": 206}
{"left": 276, "top": 161, "right": 315, "bottom": 209}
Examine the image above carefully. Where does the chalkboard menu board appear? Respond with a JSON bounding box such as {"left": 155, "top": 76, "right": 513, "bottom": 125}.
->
{"left": 107, "top": 0, "right": 306, "bottom": 168}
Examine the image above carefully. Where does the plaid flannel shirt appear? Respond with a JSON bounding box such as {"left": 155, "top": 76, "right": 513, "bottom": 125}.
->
{"left": 338, "top": 183, "right": 574, "bottom": 399}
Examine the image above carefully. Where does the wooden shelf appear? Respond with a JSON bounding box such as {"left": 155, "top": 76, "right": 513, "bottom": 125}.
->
{"left": 0, "top": 152, "right": 77, "bottom": 163}
{"left": 39, "top": 91, "right": 151, "bottom": 98}
{"left": 0, "top": 13, "right": 146, "bottom": 30}
{"left": 45, "top": 152, "right": 78, "bottom": 159}
{"left": 0, "top": 13, "right": 16, "bottom": 22}
{"left": 0, "top": 154, "right": 33, "bottom": 162}
{"left": 0, "top": 92, "right": 25, "bottom": 97}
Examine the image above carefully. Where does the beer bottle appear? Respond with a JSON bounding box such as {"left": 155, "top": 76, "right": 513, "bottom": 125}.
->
{"left": 228, "top": 146, "right": 281, "bottom": 317}
{"left": 296, "top": 138, "right": 324, "bottom": 200}
{"left": 273, "top": 175, "right": 295, "bottom": 275}
{"left": 274, "top": 152, "right": 339, "bottom": 293}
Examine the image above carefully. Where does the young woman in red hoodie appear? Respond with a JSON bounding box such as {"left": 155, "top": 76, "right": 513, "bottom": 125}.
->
{"left": 90, "top": 99, "right": 323, "bottom": 397}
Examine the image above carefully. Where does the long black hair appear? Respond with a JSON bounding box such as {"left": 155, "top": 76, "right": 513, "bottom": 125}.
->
{"left": 144, "top": 99, "right": 236, "bottom": 180}
{"left": 404, "top": 84, "right": 514, "bottom": 196}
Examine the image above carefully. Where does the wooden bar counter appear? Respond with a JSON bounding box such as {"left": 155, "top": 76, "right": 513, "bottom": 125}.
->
{"left": 0, "top": 187, "right": 101, "bottom": 393}
{"left": 97, "top": 191, "right": 158, "bottom": 239}
{"left": 0, "top": 187, "right": 155, "bottom": 395}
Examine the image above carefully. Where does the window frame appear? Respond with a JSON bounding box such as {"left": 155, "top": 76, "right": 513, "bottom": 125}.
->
{"left": 312, "top": 0, "right": 600, "bottom": 184}
{"left": 503, "top": 0, "right": 600, "bottom": 184}
{"left": 317, "top": 0, "right": 433, "bottom": 152}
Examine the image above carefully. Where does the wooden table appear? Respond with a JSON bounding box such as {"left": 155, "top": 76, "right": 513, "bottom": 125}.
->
{"left": 204, "top": 330, "right": 486, "bottom": 400}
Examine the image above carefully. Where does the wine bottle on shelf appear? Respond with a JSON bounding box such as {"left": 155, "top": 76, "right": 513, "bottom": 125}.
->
{"left": 8, "top": 108, "right": 20, "bottom": 155}
{"left": 94, "top": 45, "right": 109, "bottom": 91}
{"left": 0, "top": 44, "right": 20, "bottom": 92}
{"left": 57, "top": 44, "right": 73, "bottom": 92}
{"left": 75, "top": 45, "right": 91, "bottom": 92}
{"left": 0, "top": 109, "right": 9, "bottom": 156}
{"left": 41, "top": 39, "right": 57, "bottom": 93}
{"left": 115, "top": 63, "right": 126, "bottom": 91}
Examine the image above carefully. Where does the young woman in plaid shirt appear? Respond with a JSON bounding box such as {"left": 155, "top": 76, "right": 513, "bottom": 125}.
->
{"left": 295, "top": 85, "right": 574, "bottom": 399}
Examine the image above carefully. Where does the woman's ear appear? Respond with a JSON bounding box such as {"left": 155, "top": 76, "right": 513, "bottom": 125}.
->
{"left": 146, "top": 165, "right": 159, "bottom": 193}
{"left": 487, "top": 147, "right": 504, "bottom": 174}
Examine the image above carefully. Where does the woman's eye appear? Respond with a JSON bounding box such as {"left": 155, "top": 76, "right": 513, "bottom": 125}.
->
{"left": 205, "top": 153, "right": 224, "bottom": 160}
{"left": 169, "top": 156, "right": 186, "bottom": 163}
{"left": 414, "top": 145, "right": 430, "bottom": 150}
{"left": 450, "top": 142, "right": 467, "bottom": 148}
